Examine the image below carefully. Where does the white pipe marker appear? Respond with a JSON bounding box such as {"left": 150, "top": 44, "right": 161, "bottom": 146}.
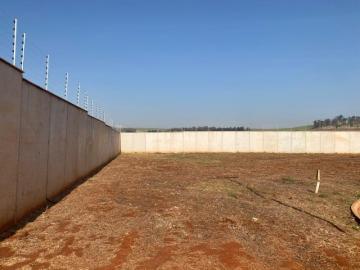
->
{"left": 315, "top": 169, "right": 320, "bottom": 194}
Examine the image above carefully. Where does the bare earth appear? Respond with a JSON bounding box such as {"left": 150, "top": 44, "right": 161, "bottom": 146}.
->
{"left": 1, "top": 153, "right": 360, "bottom": 269}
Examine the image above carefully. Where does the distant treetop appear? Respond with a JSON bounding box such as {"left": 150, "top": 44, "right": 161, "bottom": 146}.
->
{"left": 313, "top": 115, "right": 360, "bottom": 129}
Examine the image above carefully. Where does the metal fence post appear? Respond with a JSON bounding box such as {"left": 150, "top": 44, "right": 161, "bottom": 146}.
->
{"left": 45, "top": 55, "right": 50, "bottom": 90}
{"left": 20, "top": 33, "right": 26, "bottom": 70}
{"left": 12, "top": 18, "right": 17, "bottom": 66}
{"left": 77, "top": 83, "right": 81, "bottom": 106}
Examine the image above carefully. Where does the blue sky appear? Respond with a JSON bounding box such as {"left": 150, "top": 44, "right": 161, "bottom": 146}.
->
{"left": 0, "top": 0, "right": 359, "bottom": 128}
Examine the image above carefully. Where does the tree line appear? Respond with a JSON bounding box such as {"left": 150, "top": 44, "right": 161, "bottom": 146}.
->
{"left": 119, "top": 116, "right": 360, "bottom": 132}
{"left": 121, "top": 126, "right": 250, "bottom": 132}
{"left": 313, "top": 115, "right": 360, "bottom": 129}
{"left": 167, "top": 126, "right": 250, "bottom": 132}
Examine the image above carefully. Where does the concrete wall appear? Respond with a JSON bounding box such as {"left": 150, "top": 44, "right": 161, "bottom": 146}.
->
{"left": 0, "top": 61, "right": 23, "bottom": 229}
{"left": 47, "top": 96, "right": 68, "bottom": 199}
{"left": 16, "top": 80, "right": 51, "bottom": 220}
{"left": 0, "top": 59, "right": 120, "bottom": 231}
{"left": 121, "top": 131, "right": 360, "bottom": 154}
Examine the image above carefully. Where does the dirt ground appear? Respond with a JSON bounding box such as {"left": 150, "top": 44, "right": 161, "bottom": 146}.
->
{"left": 1, "top": 153, "right": 360, "bottom": 270}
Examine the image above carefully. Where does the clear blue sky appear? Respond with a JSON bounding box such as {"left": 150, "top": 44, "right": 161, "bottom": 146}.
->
{"left": 0, "top": 0, "right": 359, "bottom": 128}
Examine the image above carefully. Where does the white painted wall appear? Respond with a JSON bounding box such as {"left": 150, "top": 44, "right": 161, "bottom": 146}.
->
{"left": 121, "top": 131, "right": 360, "bottom": 154}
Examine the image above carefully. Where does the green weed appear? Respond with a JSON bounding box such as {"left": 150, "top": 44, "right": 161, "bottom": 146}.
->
{"left": 228, "top": 191, "right": 238, "bottom": 199}
{"left": 281, "top": 176, "right": 295, "bottom": 184}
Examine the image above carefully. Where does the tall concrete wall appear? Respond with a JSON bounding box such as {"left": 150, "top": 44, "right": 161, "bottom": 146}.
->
{"left": 121, "top": 131, "right": 360, "bottom": 154}
{"left": 0, "top": 59, "right": 120, "bottom": 231}
{"left": 0, "top": 61, "right": 23, "bottom": 229}
{"left": 16, "top": 80, "right": 51, "bottom": 220}
{"left": 64, "top": 103, "right": 81, "bottom": 186}
{"left": 47, "top": 96, "right": 68, "bottom": 199}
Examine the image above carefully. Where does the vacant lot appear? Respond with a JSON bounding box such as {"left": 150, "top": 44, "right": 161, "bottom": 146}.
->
{"left": 1, "top": 153, "right": 360, "bottom": 269}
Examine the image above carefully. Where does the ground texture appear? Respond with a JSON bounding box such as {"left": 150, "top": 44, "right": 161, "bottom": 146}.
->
{"left": 1, "top": 153, "right": 360, "bottom": 269}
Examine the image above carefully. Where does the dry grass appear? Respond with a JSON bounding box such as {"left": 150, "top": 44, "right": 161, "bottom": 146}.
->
{"left": 1, "top": 153, "right": 360, "bottom": 269}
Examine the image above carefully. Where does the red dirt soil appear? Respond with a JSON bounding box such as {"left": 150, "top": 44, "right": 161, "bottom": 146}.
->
{"left": 1, "top": 153, "right": 360, "bottom": 269}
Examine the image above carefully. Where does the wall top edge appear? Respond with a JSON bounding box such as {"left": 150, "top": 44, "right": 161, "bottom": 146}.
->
{"left": 89, "top": 115, "right": 119, "bottom": 132}
{"left": 22, "top": 79, "right": 119, "bottom": 133}
{"left": 120, "top": 130, "right": 360, "bottom": 134}
{"left": 21, "top": 80, "right": 119, "bottom": 133}
{"left": 22, "top": 78, "right": 88, "bottom": 113}
{"left": 0, "top": 58, "right": 24, "bottom": 73}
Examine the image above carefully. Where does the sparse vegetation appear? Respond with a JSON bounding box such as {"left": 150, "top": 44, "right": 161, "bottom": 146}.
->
{"left": 281, "top": 176, "right": 295, "bottom": 184}
{"left": 2, "top": 153, "right": 360, "bottom": 269}
{"left": 352, "top": 224, "right": 360, "bottom": 231}
{"left": 228, "top": 191, "right": 238, "bottom": 199}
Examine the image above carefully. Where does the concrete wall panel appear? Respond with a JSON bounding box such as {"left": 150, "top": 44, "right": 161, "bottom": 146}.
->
{"left": 170, "top": 132, "right": 184, "bottom": 153}
{"left": 277, "top": 132, "right": 291, "bottom": 153}
{"left": 46, "top": 97, "right": 68, "bottom": 199}
{"left": 132, "top": 133, "right": 146, "bottom": 152}
{"left": 88, "top": 118, "right": 96, "bottom": 169}
{"left": 64, "top": 105, "right": 80, "bottom": 186}
{"left": 263, "top": 132, "right": 278, "bottom": 153}
{"left": 0, "top": 61, "right": 23, "bottom": 228}
{"left": 249, "top": 132, "right": 264, "bottom": 152}
{"left": 335, "top": 132, "right": 351, "bottom": 153}
{"left": 101, "top": 126, "right": 107, "bottom": 161}
{"left": 291, "top": 132, "right": 306, "bottom": 153}
{"left": 350, "top": 132, "right": 360, "bottom": 153}
{"left": 84, "top": 116, "right": 93, "bottom": 174}
{"left": 195, "top": 132, "right": 209, "bottom": 152}
{"left": 94, "top": 120, "right": 102, "bottom": 167}
{"left": 145, "top": 133, "right": 159, "bottom": 153}
{"left": 95, "top": 120, "right": 103, "bottom": 164}
{"left": 320, "top": 132, "right": 335, "bottom": 153}
{"left": 98, "top": 123, "right": 107, "bottom": 162}
{"left": 208, "top": 132, "right": 223, "bottom": 152}
{"left": 77, "top": 111, "right": 89, "bottom": 179}
{"left": 222, "top": 132, "right": 236, "bottom": 152}
{"left": 236, "top": 132, "right": 250, "bottom": 152}
{"left": 183, "top": 132, "right": 197, "bottom": 152}
{"left": 120, "top": 133, "right": 133, "bottom": 153}
{"left": 16, "top": 81, "right": 50, "bottom": 220}
{"left": 158, "top": 133, "right": 172, "bottom": 153}
{"left": 306, "top": 132, "right": 321, "bottom": 153}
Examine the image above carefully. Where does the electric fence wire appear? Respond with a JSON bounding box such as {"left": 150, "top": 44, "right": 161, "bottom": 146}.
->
{"left": 0, "top": 12, "right": 114, "bottom": 125}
